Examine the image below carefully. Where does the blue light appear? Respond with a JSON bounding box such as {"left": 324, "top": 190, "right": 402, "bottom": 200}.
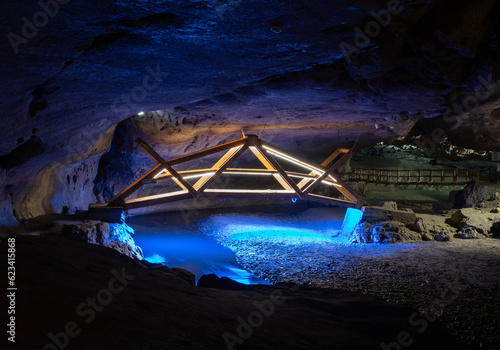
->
{"left": 130, "top": 224, "right": 270, "bottom": 285}
{"left": 340, "top": 207, "right": 364, "bottom": 237}
{"left": 198, "top": 211, "right": 350, "bottom": 244}
{"left": 145, "top": 253, "right": 166, "bottom": 264}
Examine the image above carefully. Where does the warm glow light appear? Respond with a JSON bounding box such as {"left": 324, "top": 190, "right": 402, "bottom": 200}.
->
{"left": 153, "top": 169, "right": 167, "bottom": 179}
{"left": 205, "top": 189, "right": 295, "bottom": 194}
{"left": 263, "top": 146, "right": 324, "bottom": 173}
{"left": 225, "top": 171, "right": 273, "bottom": 176}
{"left": 182, "top": 172, "right": 216, "bottom": 180}
{"left": 131, "top": 190, "right": 188, "bottom": 201}
{"left": 152, "top": 169, "right": 341, "bottom": 188}
{"left": 263, "top": 146, "right": 338, "bottom": 182}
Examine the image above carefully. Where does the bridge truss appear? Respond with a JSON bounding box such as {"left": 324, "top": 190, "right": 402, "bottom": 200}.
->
{"left": 91, "top": 134, "right": 366, "bottom": 211}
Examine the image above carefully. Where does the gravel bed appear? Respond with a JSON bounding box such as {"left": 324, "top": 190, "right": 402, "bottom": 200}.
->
{"left": 198, "top": 212, "right": 500, "bottom": 350}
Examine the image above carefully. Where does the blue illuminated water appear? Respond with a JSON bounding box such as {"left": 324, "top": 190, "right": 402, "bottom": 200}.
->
{"left": 128, "top": 214, "right": 271, "bottom": 285}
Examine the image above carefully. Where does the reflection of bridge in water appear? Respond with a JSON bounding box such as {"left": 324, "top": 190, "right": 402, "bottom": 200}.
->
{"left": 90, "top": 134, "right": 366, "bottom": 215}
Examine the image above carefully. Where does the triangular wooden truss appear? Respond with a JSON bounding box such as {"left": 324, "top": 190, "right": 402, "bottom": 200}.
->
{"left": 97, "top": 134, "right": 366, "bottom": 210}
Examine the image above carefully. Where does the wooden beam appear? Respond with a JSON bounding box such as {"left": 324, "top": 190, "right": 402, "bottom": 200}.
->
{"left": 107, "top": 163, "right": 162, "bottom": 206}
{"left": 250, "top": 141, "right": 304, "bottom": 198}
{"left": 260, "top": 140, "right": 326, "bottom": 172}
{"left": 202, "top": 191, "right": 296, "bottom": 199}
{"left": 136, "top": 138, "right": 198, "bottom": 197}
{"left": 335, "top": 177, "right": 367, "bottom": 205}
{"left": 304, "top": 193, "right": 357, "bottom": 207}
{"left": 160, "top": 136, "right": 248, "bottom": 166}
{"left": 124, "top": 191, "right": 192, "bottom": 210}
{"left": 303, "top": 151, "right": 351, "bottom": 195}
{"left": 194, "top": 144, "right": 248, "bottom": 192}
{"left": 321, "top": 148, "right": 350, "bottom": 167}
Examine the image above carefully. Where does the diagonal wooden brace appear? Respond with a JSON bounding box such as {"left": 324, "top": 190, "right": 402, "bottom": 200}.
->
{"left": 303, "top": 151, "right": 351, "bottom": 196}
{"left": 196, "top": 144, "right": 249, "bottom": 194}
{"left": 250, "top": 139, "right": 304, "bottom": 199}
{"left": 135, "top": 138, "right": 198, "bottom": 197}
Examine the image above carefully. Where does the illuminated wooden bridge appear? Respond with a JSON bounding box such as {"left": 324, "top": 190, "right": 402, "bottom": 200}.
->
{"left": 90, "top": 134, "right": 366, "bottom": 214}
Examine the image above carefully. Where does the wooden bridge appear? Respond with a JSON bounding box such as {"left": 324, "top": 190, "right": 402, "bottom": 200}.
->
{"left": 89, "top": 135, "right": 366, "bottom": 218}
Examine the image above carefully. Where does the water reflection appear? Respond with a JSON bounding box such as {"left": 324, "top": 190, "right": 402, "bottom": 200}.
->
{"left": 128, "top": 216, "right": 270, "bottom": 285}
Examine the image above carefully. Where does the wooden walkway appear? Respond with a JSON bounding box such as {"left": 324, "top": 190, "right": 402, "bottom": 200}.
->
{"left": 348, "top": 168, "right": 483, "bottom": 186}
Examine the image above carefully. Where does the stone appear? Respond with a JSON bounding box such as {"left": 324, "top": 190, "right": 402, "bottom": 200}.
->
{"left": 377, "top": 201, "right": 398, "bottom": 210}
{"left": 449, "top": 210, "right": 468, "bottom": 229}
{"left": 447, "top": 208, "right": 493, "bottom": 238}
{"left": 407, "top": 218, "right": 426, "bottom": 233}
{"left": 362, "top": 206, "right": 417, "bottom": 225}
{"left": 63, "top": 220, "right": 143, "bottom": 260}
{"left": 436, "top": 231, "right": 451, "bottom": 242}
{"left": 63, "top": 220, "right": 110, "bottom": 246}
{"left": 491, "top": 222, "right": 500, "bottom": 239}
{"left": 490, "top": 208, "right": 500, "bottom": 213}
{"left": 455, "top": 225, "right": 481, "bottom": 239}
{"left": 151, "top": 265, "right": 196, "bottom": 286}
{"left": 351, "top": 221, "right": 423, "bottom": 244}
{"left": 170, "top": 268, "right": 196, "bottom": 287}
{"left": 197, "top": 273, "right": 250, "bottom": 290}
{"left": 449, "top": 181, "right": 499, "bottom": 208}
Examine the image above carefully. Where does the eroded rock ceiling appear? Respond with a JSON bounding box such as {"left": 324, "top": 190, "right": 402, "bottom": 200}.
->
{"left": 1, "top": 0, "right": 500, "bottom": 224}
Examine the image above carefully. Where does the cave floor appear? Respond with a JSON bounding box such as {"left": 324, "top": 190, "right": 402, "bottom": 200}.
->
{"left": 0, "top": 233, "right": 470, "bottom": 350}
{"left": 198, "top": 209, "right": 500, "bottom": 350}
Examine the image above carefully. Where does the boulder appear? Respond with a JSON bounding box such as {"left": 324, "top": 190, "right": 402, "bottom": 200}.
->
{"left": 407, "top": 218, "right": 426, "bottom": 233}
{"left": 361, "top": 206, "right": 417, "bottom": 225}
{"left": 351, "top": 221, "right": 423, "bottom": 244}
{"left": 197, "top": 273, "right": 250, "bottom": 290}
{"left": 377, "top": 201, "right": 398, "bottom": 210}
{"left": 449, "top": 181, "right": 499, "bottom": 208}
{"left": 146, "top": 264, "right": 196, "bottom": 286}
{"left": 63, "top": 220, "right": 109, "bottom": 245}
{"left": 449, "top": 210, "right": 468, "bottom": 230}
{"left": 455, "top": 225, "right": 481, "bottom": 239}
{"left": 63, "top": 221, "right": 143, "bottom": 260}
{"left": 170, "top": 268, "right": 196, "bottom": 286}
{"left": 491, "top": 222, "right": 500, "bottom": 239}
{"left": 436, "top": 231, "right": 451, "bottom": 242}
{"left": 447, "top": 209, "right": 493, "bottom": 238}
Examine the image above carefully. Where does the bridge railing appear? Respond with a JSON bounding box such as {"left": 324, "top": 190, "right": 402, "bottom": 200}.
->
{"left": 348, "top": 168, "right": 483, "bottom": 186}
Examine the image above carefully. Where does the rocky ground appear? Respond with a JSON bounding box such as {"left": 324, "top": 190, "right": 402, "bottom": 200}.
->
{"left": 0, "top": 233, "right": 469, "bottom": 350}
{"left": 197, "top": 201, "right": 500, "bottom": 349}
